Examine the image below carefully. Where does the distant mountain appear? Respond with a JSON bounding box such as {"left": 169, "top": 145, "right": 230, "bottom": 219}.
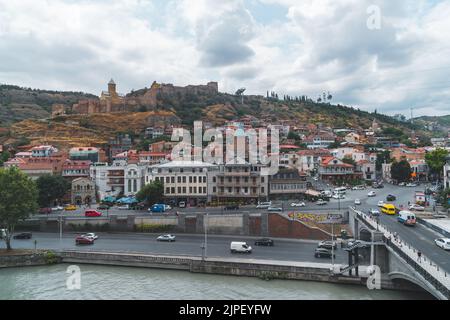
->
{"left": 414, "top": 115, "right": 450, "bottom": 128}
{"left": 0, "top": 84, "right": 96, "bottom": 126}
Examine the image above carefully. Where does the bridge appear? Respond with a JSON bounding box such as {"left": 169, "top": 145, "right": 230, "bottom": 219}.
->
{"left": 348, "top": 207, "right": 450, "bottom": 300}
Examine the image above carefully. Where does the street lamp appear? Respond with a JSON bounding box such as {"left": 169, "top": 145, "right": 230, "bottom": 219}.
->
{"left": 202, "top": 213, "right": 209, "bottom": 261}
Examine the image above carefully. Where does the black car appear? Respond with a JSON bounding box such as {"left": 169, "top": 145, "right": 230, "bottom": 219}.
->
{"left": 386, "top": 194, "right": 396, "bottom": 201}
{"left": 224, "top": 204, "right": 239, "bottom": 210}
{"left": 317, "top": 240, "right": 338, "bottom": 250}
{"left": 254, "top": 238, "right": 274, "bottom": 246}
{"left": 314, "top": 248, "right": 335, "bottom": 259}
{"left": 13, "top": 232, "right": 32, "bottom": 240}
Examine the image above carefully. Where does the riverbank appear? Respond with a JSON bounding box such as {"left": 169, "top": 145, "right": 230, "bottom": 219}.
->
{"left": 0, "top": 249, "right": 61, "bottom": 268}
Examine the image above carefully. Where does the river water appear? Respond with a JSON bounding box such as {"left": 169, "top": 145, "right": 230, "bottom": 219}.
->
{"left": 0, "top": 264, "right": 432, "bottom": 300}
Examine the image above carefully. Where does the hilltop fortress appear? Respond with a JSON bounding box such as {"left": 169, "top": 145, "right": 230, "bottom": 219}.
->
{"left": 52, "top": 79, "right": 219, "bottom": 116}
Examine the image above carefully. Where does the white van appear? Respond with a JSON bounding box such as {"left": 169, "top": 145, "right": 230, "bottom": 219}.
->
{"left": 397, "top": 210, "right": 416, "bottom": 226}
{"left": 230, "top": 242, "right": 252, "bottom": 254}
{"left": 0, "top": 229, "right": 6, "bottom": 239}
{"left": 334, "top": 187, "right": 346, "bottom": 194}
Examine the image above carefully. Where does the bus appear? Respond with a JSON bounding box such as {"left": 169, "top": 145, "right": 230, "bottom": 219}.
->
{"left": 381, "top": 204, "right": 396, "bottom": 215}
{"left": 397, "top": 210, "right": 416, "bottom": 226}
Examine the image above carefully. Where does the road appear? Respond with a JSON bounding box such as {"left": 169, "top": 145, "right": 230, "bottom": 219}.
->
{"left": 4, "top": 232, "right": 348, "bottom": 264}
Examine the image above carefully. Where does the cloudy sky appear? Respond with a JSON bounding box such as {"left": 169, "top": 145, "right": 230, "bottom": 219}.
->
{"left": 1, "top": 0, "right": 449, "bottom": 117}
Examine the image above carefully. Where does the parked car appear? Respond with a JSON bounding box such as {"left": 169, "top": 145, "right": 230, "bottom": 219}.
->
{"left": 97, "top": 204, "right": 110, "bottom": 210}
{"left": 267, "top": 206, "right": 283, "bottom": 212}
{"left": 82, "top": 233, "right": 98, "bottom": 240}
{"left": 117, "top": 204, "right": 130, "bottom": 210}
{"left": 254, "top": 238, "right": 274, "bottom": 246}
{"left": 164, "top": 204, "right": 172, "bottom": 210}
{"left": 314, "top": 248, "right": 335, "bottom": 259}
{"left": 224, "top": 204, "right": 240, "bottom": 210}
{"left": 386, "top": 194, "right": 397, "bottom": 201}
{"left": 368, "top": 208, "right": 380, "bottom": 216}
{"left": 290, "top": 202, "right": 306, "bottom": 207}
{"left": 399, "top": 182, "right": 406, "bottom": 186}
{"left": 377, "top": 200, "right": 385, "bottom": 207}
{"left": 157, "top": 234, "right": 176, "bottom": 242}
{"left": 150, "top": 204, "right": 166, "bottom": 213}
{"left": 256, "top": 201, "right": 272, "bottom": 209}
{"left": 409, "top": 204, "right": 425, "bottom": 211}
{"left": 64, "top": 204, "right": 77, "bottom": 211}
{"left": 354, "top": 199, "right": 361, "bottom": 205}
{"left": 332, "top": 194, "right": 346, "bottom": 200}
{"left": 230, "top": 241, "right": 252, "bottom": 253}
{"left": 352, "top": 185, "right": 366, "bottom": 190}
{"left": 316, "top": 199, "right": 327, "bottom": 205}
{"left": 85, "top": 209, "right": 102, "bottom": 217}
{"left": 39, "top": 207, "right": 52, "bottom": 214}
{"left": 51, "top": 206, "right": 64, "bottom": 212}
{"left": 178, "top": 201, "right": 186, "bottom": 208}
{"left": 317, "top": 240, "right": 337, "bottom": 250}
{"left": 406, "top": 183, "right": 417, "bottom": 187}
{"left": 13, "top": 232, "right": 32, "bottom": 240}
{"left": 367, "top": 191, "right": 376, "bottom": 197}
{"left": 75, "top": 235, "right": 94, "bottom": 245}
{"left": 435, "top": 238, "right": 450, "bottom": 251}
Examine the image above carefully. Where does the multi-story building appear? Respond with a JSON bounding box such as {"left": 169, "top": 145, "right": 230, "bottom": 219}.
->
{"left": 108, "top": 133, "right": 132, "bottom": 160}
{"left": 71, "top": 177, "right": 96, "bottom": 205}
{"left": 391, "top": 147, "right": 426, "bottom": 162}
{"left": 410, "top": 160, "right": 429, "bottom": 182}
{"left": 146, "top": 161, "right": 218, "bottom": 206}
{"left": 444, "top": 155, "right": 450, "bottom": 189}
{"left": 30, "top": 145, "right": 58, "bottom": 157}
{"left": 269, "top": 167, "right": 309, "bottom": 200}
{"left": 69, "top": 147, "right": 105, "bottom": 163}
{"left": 90, "top": 161, "right": 125, "bottom": 200}
{"left": 138, "top": 152, "right": 167, "bottom": 165}
{"left": 124, "top": 163, "right": 146, "bottom": 196}
{"left": 304, "top": 133, "right": 336, "bottom": 149}
{"left": 319, "top": 157, "right": 361, "bottom": 184}
{"left": 355, "top": 160, "right": 376, "bottom": 181}
{"left": 296, "top": 149, "right": 331, "bottom": 174}
{"left": 212, "top": 159, "right": 269, "bottom": 203}
{"left": 62, "top": 160, "right": 91, "bottom": 181}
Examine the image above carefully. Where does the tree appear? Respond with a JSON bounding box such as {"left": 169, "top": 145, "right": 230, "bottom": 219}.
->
{"left": 376, "top": 150, "right": 391, "bottom": 171}
{"left": 342, "top": 155, "right": 356, "bottom": 166}
{"left": 425, "top": 148, "right": 449, "bottom": 181}
{"left": 0, "top": 167, "right": 38, "bottom": 250}
{"left": 0, "top": 150, "right": 11, "bottom": 166}
{"left": 136, "top": 180, "right": 164, "bottom": 205}
{"left": 390, "top": 159, "right": 412, "bottom": 183}
{"left": 36, "top": 175, "right": 70, "bottom": 207}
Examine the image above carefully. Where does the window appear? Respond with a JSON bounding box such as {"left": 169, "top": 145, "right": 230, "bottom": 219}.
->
{"left": 213, "top": 187, "right": 216, "bottom": 193}
{"left": 213, "top": 177, "right": 216, "bottom": 183}
{"left": 166, "top": 177, "right": 170, "bottom": 183}
{"left": 189, "top": 176, "right": 193, "bottom": 183}
{"left": 193, "top": 176, "right": 197, "bottom": 183}
{"left": 182, "top": 187, "right": 186, "bottom": 193}
{"left": 182, "top": 176, "right": 186, "bottom": 183}
{"left": 166, "top": 187, "right": 170, "bottom": 194}
{"left": 171, "top": 187, "right": 175, "bottom": 194}
{"left": 171, "top": 177, "right": 175, "bottom": 183}
{"left": 178, "top": 176, "right": 181, "bottom": 183}
{"left": 178, "top": 187, "right": 181, "bottom": 194}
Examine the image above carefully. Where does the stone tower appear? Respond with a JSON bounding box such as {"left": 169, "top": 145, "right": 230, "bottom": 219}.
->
{"left": 108, "top": 79, "right": 117, "bottom": 97}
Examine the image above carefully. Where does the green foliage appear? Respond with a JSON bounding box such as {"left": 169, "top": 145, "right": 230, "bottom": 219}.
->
{"left": 0, "top": 167, "right": 38, "bottom": 250}
{"left": 342, "top": 156, "right": 356, "bottom": 166}
{"left": 134, "top": 223, "right": 174, "bottom": 233}
{"left": 390, "top": 159, "right": 412, "bottom": 183}
{"left": 0, "top": 150, "right": 11, "bottom": 166}
{"left": 425, "top": 148, "right": 449, "bottom": 177}
{"left": 438, "top": 188, "right": 450, "bottom": 209}
{"left": 43, "top": 251, "right": 59, "bottom": 265}
{"left": 136, "top": 180, "right": 164, "bottom": 204}
{"left": 36, "top": 175, "right": 70, "bottom": 207}
{"left": 376, "top": 150, "right": 392, "bottom": 171}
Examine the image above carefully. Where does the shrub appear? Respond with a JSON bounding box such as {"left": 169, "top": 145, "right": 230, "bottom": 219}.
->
{"left": 134, "top": 223, "right": 174, "bottom": 233}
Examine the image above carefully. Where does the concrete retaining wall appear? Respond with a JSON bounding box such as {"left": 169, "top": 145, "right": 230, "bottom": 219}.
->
{"left": 0, "top": 251, "right": 61, "bottom": 268}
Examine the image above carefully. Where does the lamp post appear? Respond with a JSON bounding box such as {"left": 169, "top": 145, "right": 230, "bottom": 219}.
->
{"left": 202, "top": 213, "right": 209, "bottom": 260}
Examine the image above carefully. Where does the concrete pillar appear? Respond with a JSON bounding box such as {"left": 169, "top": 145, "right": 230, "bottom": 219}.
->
{"left": 375, "top": 245, "right": 390, "bottom": 273}
{"left": 110, "top": 215, "right": 118, "bottom": 231}
{"left": 354, "top": 218, "right": 359, "bottom": 240}
{"left": 178, "top": 214, "right": 186, "bottom": 232}
{"left": 243, "top": 213, "right": 249, "bottom": 235}
{"left": 127, "top": 215, "right": 135, "bottom": 231}
{"left": 196, "top": 214, "right": 204, "bottom": 234}
{"left": 261, "top": 213, "right": 269, "bottom": 236}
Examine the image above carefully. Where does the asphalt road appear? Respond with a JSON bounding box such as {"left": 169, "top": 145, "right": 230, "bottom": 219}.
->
{"left": 4, "top": 232, "right": 348, "bottom": 264}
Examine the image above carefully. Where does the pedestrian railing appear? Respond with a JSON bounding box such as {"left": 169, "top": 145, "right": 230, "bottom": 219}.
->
{"left": 351, "top": 207, "right": 450, "bottom": 299}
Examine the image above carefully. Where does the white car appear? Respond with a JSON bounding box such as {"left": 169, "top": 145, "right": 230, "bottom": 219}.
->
{"left": 368, "top": 208, "right": 380, "bottom": 216}
{"left": 157, "top": 234, "right": 176, "bottom": 242}
{"left": 368, "top": 191, "right": 376, "bottom": 197}
{"left": 51, "top": 206, "right": 64, "bottom": 211}
{"left": 83, "top": 233, "right": 98, "bottom": 240}
{"left": 354, "top": 199, "right": 361, "bottom": 205}
{"left": 316, "top": 200, "right": 328, "bottom": 205}
{"left": 291, "top": 202, "right": 306, "bottom": 207}
{"left": 164, "top": 205, "right": 172, "bottom": 210}
{"left": 256, "top": 202, "right": 272, "bottom": 209}
{"left": 435, "top": 238, "right": 450, "bottom": 250}
{"left": 332, "top": 194, "right": 345, "bottom": 199}
{"left": 377, "top": 200, "right": 385, "bottom": 207}
{"left": 409, "top": 204, "right": 425, "bottom": 211}
{"left": 267, "top": 206, "right": 283, "bottom": 212}
{"left": 117, "top": 205, "right": 130, "bottom": 210}
{"left": 406, "top": 183, "right": 417, "bottom": 187}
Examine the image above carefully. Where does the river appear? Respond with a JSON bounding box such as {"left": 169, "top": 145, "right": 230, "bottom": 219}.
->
{"left": 0, "top": 264, "right": 432, "bottom": 300}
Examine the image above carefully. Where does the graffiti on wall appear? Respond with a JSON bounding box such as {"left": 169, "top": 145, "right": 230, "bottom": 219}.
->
{"left": 288, "top": 212, "right": 343, "bottom": 224}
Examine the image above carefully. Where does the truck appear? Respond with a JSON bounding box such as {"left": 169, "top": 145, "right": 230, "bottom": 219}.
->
{"left": 230, "top": 242, "right": 252, "bottom": 254}
{"left": 415, "top": 191, "right": 426, "bottom": 206}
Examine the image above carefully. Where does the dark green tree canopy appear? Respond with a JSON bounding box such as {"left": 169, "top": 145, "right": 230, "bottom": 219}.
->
{"left": 0, "top": 167, "right": 38, "bottom": 250}
{"left": 36, "top": 174, "right": 70, "bottom": 207}
{"left": 136, "top": 180, "right": 164, "bottom": 205}
{"left": 390, "top": 159, "right": 412, "bottom": 183}
{"left": 425, "top": 148, "right": 449, "bottom": 176}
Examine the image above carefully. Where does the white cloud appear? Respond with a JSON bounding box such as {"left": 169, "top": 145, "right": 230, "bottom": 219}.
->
{"left": 0, "top": 0, "right": 449, "bottom": 117}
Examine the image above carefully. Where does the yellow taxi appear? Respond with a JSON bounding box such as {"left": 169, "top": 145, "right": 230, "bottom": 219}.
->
{"left": 64, "top": 204, "right": 77, "bottom": 211}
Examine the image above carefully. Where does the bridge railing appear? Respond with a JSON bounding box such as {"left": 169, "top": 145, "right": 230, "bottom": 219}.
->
{"left": 351, "top": 207, "right": 450, "bottom": 299}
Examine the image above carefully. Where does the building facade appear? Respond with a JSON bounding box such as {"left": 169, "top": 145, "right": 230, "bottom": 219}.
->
{"left": 71, "top": 177, "right": 96, "bottom": 205}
